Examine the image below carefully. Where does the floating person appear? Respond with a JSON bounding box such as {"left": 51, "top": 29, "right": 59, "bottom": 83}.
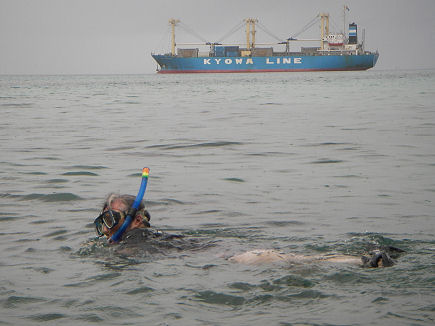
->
{"left": 93, "top": 192, "right": 403, "bottom": 268}
{"left": 92, "top": 168, "right": 404, "bottom": 267}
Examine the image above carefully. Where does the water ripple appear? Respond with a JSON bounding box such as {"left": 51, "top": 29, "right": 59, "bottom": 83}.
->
{"left": 62, "top": 171, "right": 98, "bottom": 176}
{"left": 1, "top": 192, "right": 82, "bottom": 202}
{"left": 4, "top": 295, "right": 46, "bottom": 308}
{"left": 194, "top": 290, "right": 245, "bottom": 306}
{"left": 310, "top": 159, "right": 345, "bottom": 164}
{"left": 27, "top": 313, "right": 66, "bottom": 322}
{"left": 147, "top": 141, "right": 243, "bottom": 150}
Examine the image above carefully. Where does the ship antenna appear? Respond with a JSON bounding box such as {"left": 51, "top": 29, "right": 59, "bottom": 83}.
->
{"left": 344, "top": 5, "right": 350, "bottom": 40}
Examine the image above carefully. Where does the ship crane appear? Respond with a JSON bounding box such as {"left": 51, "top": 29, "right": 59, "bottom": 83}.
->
{"left": 168, "top": 17, "right": 323, "bottom": 55}
{"left": 285, "top": 13, "right": 331, "bottom": 51}
{"left": 169, "top": 18, "right": 180, "bottom": 56}
{"left": 169, "top": 18, "right": 211, "bottom": 55}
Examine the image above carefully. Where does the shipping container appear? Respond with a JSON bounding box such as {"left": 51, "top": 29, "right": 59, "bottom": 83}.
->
{"left": 214, "top": 46, "right": 226, "bottom": 57}
{"left": 301, "top": 47, "right": 319, "bottom": 54}
{"left": 251, "top": 47, "right": 273, "bottom": 56}
{"left": 224, "top": 46, "right": 239, "bottom": 52}
{"left": 226, "top": 51, "right": 239, "bottom": 57}
{"left": 177, "top": 48, "right": 199, "bottom": 57}
{"left": 225, "top": 46, "right": 239, "bottom": 57}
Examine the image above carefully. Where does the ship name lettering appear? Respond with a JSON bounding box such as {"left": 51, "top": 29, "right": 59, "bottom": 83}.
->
{"left": 203, "top": 57, "right": 301, "bottom": 66}
{"left": 266, "top": 57, "right": 303, "bottom": 64}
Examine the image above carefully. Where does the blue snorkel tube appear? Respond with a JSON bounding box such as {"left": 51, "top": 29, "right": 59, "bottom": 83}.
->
{"left": 109, "top": 167, "right": 150, "bottom": 243}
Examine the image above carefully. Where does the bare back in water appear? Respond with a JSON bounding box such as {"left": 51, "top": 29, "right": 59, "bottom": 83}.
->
{"left": 229, "top": 249, "right": 364, "bottom": 266}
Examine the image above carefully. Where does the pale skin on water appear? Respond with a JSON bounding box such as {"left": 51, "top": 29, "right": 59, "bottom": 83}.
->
{"left": 228, "top": 249, "right": 364, "bottom": 265}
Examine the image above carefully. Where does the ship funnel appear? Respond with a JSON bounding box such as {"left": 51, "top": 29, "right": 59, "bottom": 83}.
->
{"left": 348, "top": 23, "right": 357, "bottom": 44}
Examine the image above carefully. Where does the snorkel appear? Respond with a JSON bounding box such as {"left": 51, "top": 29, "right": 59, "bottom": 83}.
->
{"left": 109, "top": 167, "right": 150, "bottom": 243}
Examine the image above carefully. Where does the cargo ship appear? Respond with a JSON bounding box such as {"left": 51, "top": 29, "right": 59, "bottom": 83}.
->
{"left": 151, "top": 11, "right": 379, "bottom": 73}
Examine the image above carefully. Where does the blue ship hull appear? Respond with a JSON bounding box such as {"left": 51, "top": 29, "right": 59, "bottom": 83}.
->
{"left": 152, "top": 53, "right": 379, "bottom": 73}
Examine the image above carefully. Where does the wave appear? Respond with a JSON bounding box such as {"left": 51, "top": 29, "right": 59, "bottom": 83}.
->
{"left": 62, "top": 171, "right": 98, "bottom": 176}
{"left": 0, "top": 192, "right": 82, "bottom": 202}
{"left": 147, "top": 141, "right": 243, "bottom": 150}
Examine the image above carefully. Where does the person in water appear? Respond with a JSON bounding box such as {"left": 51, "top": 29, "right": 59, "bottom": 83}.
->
{"left": 94, "top": 193, "right": 199, "bottom": 255}
{"left": 94, "top": 193, "right": 151, "bottom": 240}
{"left": 94, "top": 193, "right": 403, "bottom": 267}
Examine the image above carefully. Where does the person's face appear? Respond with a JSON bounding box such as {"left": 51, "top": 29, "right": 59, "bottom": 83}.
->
{"left": 100, "top": 200, "right": 127, "bottom": 238}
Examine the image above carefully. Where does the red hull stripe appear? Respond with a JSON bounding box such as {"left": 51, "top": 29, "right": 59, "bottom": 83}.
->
{"left": 158, "top": 67, "right": 369, "bottom": 74}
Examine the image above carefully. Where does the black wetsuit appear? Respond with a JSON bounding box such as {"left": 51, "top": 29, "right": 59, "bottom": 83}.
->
{"left": 361, "top": 246, "right": 405, "bottom": 268}
{"left": 116, "top": 228, "right": 209, "bottom": 257}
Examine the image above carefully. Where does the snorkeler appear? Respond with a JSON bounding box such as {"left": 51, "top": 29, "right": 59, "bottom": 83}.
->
{"left": 94, "top": 193, "right": 151, "bottom": 239}
{"left": 94, "top": 193, "right": 185, "bottom": 245}
{"left": 93, "top": 192, "right": 403, "bottom": 268}
{"left": 93, "top": 168, "right": 404, "bottom": 267}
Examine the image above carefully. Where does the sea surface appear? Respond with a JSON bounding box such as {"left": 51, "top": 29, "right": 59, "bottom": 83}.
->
{"left": 0, "top": 70, "right": 434, "bottom": 325}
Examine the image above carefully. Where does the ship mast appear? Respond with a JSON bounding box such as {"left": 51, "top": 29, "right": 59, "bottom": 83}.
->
{"left": 320, "top": 13, "right": 329, "bottom": 50}
{"left": 251, "top": 19, "right": 257, "bottom": 48}
{"left": 244, "top": 18, "right": 258, "bottom": 49}
{"left": 169, "top": 18, "right": 180, "bottom": 56}
{"left": 245, "top": 19, "right": 250, "bottom": 49}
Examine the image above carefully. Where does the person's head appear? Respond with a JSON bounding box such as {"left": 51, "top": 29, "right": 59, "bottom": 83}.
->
{"left": 94, "top": 193, "right": 151, "bottom": 238}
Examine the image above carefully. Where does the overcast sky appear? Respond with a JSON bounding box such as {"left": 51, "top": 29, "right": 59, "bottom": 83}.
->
{"left": 1, "top": 0, "right": 434, "bottom": 74}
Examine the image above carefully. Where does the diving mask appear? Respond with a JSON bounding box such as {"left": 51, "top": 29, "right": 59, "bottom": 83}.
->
{"left": 94, "top": 210, "right": 125, "bottom": 237}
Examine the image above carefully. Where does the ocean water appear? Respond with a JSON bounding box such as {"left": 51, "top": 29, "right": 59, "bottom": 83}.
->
{"left": 0, "top": 70, "right": 434, "bottom": 325}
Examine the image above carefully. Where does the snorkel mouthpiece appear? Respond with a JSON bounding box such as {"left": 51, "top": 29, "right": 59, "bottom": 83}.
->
{"left": 109, "top": 167, "right": 149, "bottom": 243}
